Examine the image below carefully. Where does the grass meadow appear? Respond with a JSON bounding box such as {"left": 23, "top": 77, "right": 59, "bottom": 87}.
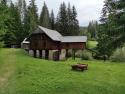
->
{"left": 0, "top": 48, "right": 125, "bottom": 94}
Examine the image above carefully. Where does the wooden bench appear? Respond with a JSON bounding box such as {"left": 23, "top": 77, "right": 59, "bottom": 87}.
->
{"left": 71, "top": 64, "right": 88, "bottom": 71}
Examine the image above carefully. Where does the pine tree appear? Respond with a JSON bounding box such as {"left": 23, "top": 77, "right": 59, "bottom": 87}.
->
{"left": 88, "top": 21, "right": 98, "bottom": 39}
{"left": 56, "top": 2, "right": 68, "bottom": 35}
{"left": 56, "top": 3, "right": 79, "bottom": 36}
{"left": 23, "top": 0, "right": 31, "bottom": 36}
{"left": 67, "top": 3, "right": 73, "bottom": 35}
{"left": 18, "top": 0, "right": 30, "bottom": 38}
{"left": 39, "top": 2, "right": 50, "bottom": 28}
{"left": 50, "top": 10, "right": 55, "bottom": 30}
{"left": 71, "top": 5, "right": 79, "bottom": 35}
{"left": 0, "top": 1, "right": 9, "bottom": 47}
{"left": 3, "top": 2, "right": 23, "bottom": 47}
{"left": 27, "top": 0, "right": 38, "bottom": 34}
{"left": 18, "top": 0, "right": 27, "bottom": 23}
{"left": 97, "top": 0, "right": 125, "bottom": 57}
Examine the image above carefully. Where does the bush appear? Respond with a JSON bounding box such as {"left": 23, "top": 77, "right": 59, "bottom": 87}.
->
{"left": 81, "top": 50, "right": 93, "bottom": 60}
{"left": 66, "top": 50, "right": 93, "bottom": 60}
{"left": 110, "top": 47, "right": 125, "bottom": 62}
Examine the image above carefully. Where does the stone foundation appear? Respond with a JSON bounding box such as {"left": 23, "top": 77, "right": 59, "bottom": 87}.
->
{"left": 28, "top": 49, "right": 66, "bottom": 61}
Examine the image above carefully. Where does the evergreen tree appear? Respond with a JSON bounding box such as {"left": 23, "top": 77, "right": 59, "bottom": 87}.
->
{"left": 56, "top": 2, "right": 68, "bottom": 35}
{"left": 88, "top": 21, "right": 98, "bottom": 39}
{"left": 18, "top": 0, "right": 27, "bottom": 22}
{"left": 0, "top": 1, "right": 9, "bottom": 47}
{"left": 56, "top": 3, "right": 79, "bottom": 36}
{"left": 97, "top": 0, "right": 125, "bottom": 57}
{"left": 3, "top": 2, "right": 23, "bottom": 47}
{"left": 17, "top": 0, "right": 30, "bottom": 38}
{"left": 27, "top": 0, "right": 38, "bottom": 34}
{"left": 67, "top": 3, "right": 73, "bottom": 35}
{"left": 50, "top": 10, "right": 55, "bottom": 30}
{"left": 23, "top": 0, "right": 31, "bottom": 36}
{"left": 71, "top": 5, "right": 79, "bottom": 35}
{"left": 39, "top": 2, "right": 50, "bottom": 28}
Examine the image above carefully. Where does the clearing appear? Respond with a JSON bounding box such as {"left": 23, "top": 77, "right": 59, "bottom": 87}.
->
{"left": 0, "top": 48, "right": 125, "bottom": 94}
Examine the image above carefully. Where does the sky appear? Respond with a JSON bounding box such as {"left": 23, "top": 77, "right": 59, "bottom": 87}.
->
{"left": 13, "top": 0, "right": 105, "bottom": 26}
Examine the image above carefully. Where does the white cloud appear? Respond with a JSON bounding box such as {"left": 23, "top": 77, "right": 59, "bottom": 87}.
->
{"left": 12, "top": 0, "right": 105, "bottom": 26}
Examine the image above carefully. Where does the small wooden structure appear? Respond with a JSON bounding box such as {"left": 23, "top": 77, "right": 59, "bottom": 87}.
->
{"left": 24, "top": 26, "right": 87, "bottom": 60}
{"left": 71, "top": 64, "right": 88, "bottom": 71}
{"left": 21, "top": 38, "right": 30, "bottom": 50}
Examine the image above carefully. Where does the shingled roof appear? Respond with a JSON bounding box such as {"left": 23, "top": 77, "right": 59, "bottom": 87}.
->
{"left": 61, "top": 36, "right": 87, "bottom": 43}
{"left": 32, "top": 26, "right": 87, "bottom": 43}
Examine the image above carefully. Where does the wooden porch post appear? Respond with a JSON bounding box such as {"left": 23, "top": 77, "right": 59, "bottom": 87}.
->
{"left": 45, "top": 49, "right": 49, "bottom": 59}
{"left": 81, "top": 49, "right": 84, "bottom": 59}
{"left": 39, "top": 50, "right": 43, "bottom": 58}
{"left": 33, "top": 50, "right": 37, "bottom": 58}
{"left": 72, "top": 49, "right": 76, "bottom": 60}
{"left": 58, "top": 49, "right": 61, "bottom": 61}
{"left": 66, "top": 49, "right": 68, "bottom": 59}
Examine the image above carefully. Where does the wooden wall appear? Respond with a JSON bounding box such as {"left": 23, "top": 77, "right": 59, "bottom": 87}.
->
{"left": 30, "top": 33, "right": 86, "bottom": 50}
{"left": 30, "top": 34, "right": 60, "bottom": 50}
{"left": 61, "top": 42, "right": 86, "bottom": 49}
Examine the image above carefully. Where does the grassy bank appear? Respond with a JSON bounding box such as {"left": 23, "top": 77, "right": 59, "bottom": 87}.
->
{"left": 0, "top": 49, "right": 125, "bottom": 94}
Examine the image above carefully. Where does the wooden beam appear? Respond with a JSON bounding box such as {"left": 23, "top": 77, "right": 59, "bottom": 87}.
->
{"left": 66, "top": 49, "right": 68, "bottom": 59}
{"left": 33, "top": 50, "right": 37, "bottom": 58}
{"left": 45, "top": 50, "right": 49, "bottom": 59}
{"left": 39, "top": 50, "right": 42, "bottom": 58}
{"left": 72, "top": 49, "right": 76, "bottom": 60}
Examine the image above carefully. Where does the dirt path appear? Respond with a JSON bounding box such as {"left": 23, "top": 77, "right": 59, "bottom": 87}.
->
{"left": 0, "top": 49, "right": 16, "bottom": 88}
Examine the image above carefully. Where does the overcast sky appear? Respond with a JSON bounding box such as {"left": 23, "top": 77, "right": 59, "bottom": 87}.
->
{"left": 13, "top": 0, "right": 105, "bottom": 26}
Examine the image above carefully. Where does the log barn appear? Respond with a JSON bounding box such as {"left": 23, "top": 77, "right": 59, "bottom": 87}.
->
{"left": 23, "top": 26, "right": 87, "bottom": 61}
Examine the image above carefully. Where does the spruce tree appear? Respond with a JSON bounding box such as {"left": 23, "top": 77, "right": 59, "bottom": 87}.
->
{"left": 0, "top": 1, "right": 9, "bottom": 47}
{"left": 27, "top": 0, "right": 38, "bottom": 34}
{"left": 3, "top": 2, "right": 23, "bottom": 47}
{"left": 67, "top": 3, "right": 73, "bottom": 35}
{"left": 39, "top": 2, "right": 50, "bottom": 28}
{"left": 50, "top": 10, "right": 55, "bottom": 30}
{"left": 56, "top": 2, "right": 68, "bottom": 35}
{"left": 97, "top": 0, "right": 125, "bottom": 57}
{"left": 23, "top": 0, "right": 31, "bottom": 36}
{"left": 72, "top": 5, "right": 79, "bottom": 35}
{"left": 88, "top": 21, "right": 98, "bottom": 39}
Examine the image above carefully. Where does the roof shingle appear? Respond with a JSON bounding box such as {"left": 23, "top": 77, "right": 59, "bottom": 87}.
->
{"left": 32, "top": 26, "right": 87, "bottom": 43}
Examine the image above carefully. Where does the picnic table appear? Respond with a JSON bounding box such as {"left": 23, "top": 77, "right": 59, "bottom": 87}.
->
{"left": 71, "top": 64, "right": 88, "bottom": 71}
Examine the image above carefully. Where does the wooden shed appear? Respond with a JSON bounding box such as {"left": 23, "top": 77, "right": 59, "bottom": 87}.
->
{"left": 21, "top": 38, "right": 30, "bottom": 50}
{"left": 28, "top": 26, "right": 87, "bottom": 60}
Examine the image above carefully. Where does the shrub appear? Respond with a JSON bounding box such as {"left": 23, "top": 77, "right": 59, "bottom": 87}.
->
{"left": 81, "top": 50, "right": 93, "bottom": 60}
{"left": 110, "top": 47, "right": 125, "bottom": 62}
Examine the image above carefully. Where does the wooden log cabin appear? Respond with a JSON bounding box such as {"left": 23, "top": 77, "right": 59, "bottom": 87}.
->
{"left": 23, "top": 26, "right": 87, "bottom": 61}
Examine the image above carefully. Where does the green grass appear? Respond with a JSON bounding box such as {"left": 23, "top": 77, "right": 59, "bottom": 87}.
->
{"left": 87, "top": 41, "right": 98, "bottom": 49}
{"left": 0, "top": 49, "right": 125, "bottom": 94}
